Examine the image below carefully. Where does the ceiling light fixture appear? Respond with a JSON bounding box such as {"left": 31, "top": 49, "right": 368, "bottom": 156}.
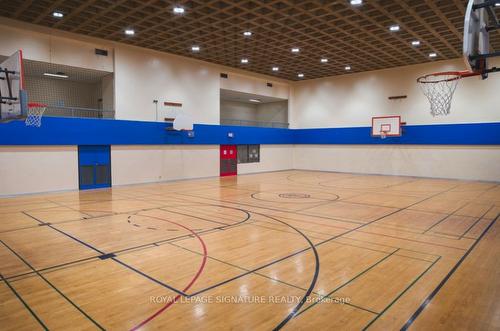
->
{"left": 291, "top": 47, "right": 300, "bottom": 53}
{"left": 345, "top": 66, "right": 351, "bottom": 71}
{"left": 320, "top": 58, "right": 328, "bottom": 63}
{"left": 429, "top": 52, "right": 437, "bottom": 58}
{"left": 124, "top": 29, "right": 135, "bottom": 35}
{"left": 272, "top": 67, "right": 279, "bottom": 71}
{"left": 249, "top": 99, "right": 261, "bottom": 103}
{"left": 243, "top": 31, "right": 252, "bottom": 37}
{"left": 191, "top": 45, "right": 200, "bottom": 52}
{"left": 389, "top": 25, "right": 400, "bottom": 32}
{"left": 173, "top": 6, "right": 185, "bottom": 14}
{"left": 241, "top": 58, "right": 249, "bottom": 64}
{"left": 52, "top": 11, "right": 64, "bottom": 18}
{"left": 44, "top": 72, "right": 68, "bottom": 78}
{"left": 350, "top": 0, "right": 363, "bottom": 5}
{"left": 411, "top": 40, "right": 421, "bottom": 46}
{"left": 297, "top": 73, "right": 304, "bottom": 78}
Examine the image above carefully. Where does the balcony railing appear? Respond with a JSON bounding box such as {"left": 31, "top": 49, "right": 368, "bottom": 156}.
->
{"left": 43, "top": 106, "right": 115, "bottom": 119}
{"left": 220, "top": 119, "right": 289, "bottom": 128}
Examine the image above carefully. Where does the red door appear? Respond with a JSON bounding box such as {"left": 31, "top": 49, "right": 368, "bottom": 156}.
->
{"left": 220, "top": 145, "right": 237, "bottom": 177}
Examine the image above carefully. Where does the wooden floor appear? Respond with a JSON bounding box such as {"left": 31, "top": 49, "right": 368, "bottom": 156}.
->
{"left": 1, "top": 170, "right": 499, "bottom": 330}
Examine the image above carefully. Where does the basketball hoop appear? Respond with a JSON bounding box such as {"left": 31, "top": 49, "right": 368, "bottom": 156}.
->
{"left": 380, "top": 130, "right": 388, "bottom": 139}
{"left": 417, "top": 71, "right": 479, "bottom": 117}
{"left": 25, "top": 102, "right": 47, "bottom": 127}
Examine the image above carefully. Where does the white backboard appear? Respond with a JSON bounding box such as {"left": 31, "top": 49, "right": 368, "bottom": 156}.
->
{"left": 372, "top": 116, "right": 401, "bottom": 137}
{"left": 0, "top": 50, "right": 25, "bottom": 121}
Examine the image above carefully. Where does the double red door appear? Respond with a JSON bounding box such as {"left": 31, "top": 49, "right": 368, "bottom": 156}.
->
{"left": 220, "top": 145, "right": 237, "bottom": 176}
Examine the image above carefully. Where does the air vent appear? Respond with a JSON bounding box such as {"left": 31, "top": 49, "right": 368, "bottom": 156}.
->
{"left": 267, "top": 82, "right": 273, "bottom": 87}
{"left": 220, "top": 73, "right": 228, "bottom": 78}
{"left": 95, "top": 48, "right": 108, "bottom": 56}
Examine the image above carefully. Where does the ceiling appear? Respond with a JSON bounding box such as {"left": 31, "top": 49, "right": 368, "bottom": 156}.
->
{"left": 220, "top": 89, "right": 287, "bottom": 104}
{"left": 1, "top": 0, "right": 499, "bottom": 81}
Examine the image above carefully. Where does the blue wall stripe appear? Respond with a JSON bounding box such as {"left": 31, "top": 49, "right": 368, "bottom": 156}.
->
{"left": 0, "top": 117, "right": 499, "bottom": 145}
{"left": 294, "top": 122, "right": 500, "bottom": 145}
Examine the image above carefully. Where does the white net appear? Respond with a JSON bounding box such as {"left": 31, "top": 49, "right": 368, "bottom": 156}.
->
{"left": 25, "top": 103, "right": 47, "bottom": 127}
{"left": 417, "top": 73, "right": 461, "bottom": 116}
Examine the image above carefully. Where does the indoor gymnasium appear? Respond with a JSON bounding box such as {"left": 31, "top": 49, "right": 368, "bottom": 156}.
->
{"left": 1, "top": 0, "right": 500, "bottom": 330}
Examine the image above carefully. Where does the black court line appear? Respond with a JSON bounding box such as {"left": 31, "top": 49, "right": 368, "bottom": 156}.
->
{"left": 296, "top": 249, "right": 400, "bottom": 318}
{"left": 362, "top": 256, "right": 441, "bottom": 330}
{"left": 169, "top": 239, "right": 377, "bottom": 315}
{"left": 458, "top": 205, "right": 496, "bottom": 239}
{"left": 0, "top": 273, "right": 48, "bottom": 330}
{"left": 353, "top": 230, "right": 469, "bottom": 251}
{"left": 400, "top": 214, "right": 499, "bottom": 331}
{"left": 174, "top": 183, "right": 463, "bottom": 299}
{"left": 0, "top": 240, "right": 105, "bottom": 330}
{"left": 21, "top": 211, "right": 187, "bottom": 296}
{"left": 422, "top": 202, "right": 473, "bottom": 234}
{"left": 5, "top": 207, "right": 251, "bottom": 282}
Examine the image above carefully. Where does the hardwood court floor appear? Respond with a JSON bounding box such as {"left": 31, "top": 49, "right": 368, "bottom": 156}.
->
{"left": 1, "top": 170, "right": 499, "bottom": 330}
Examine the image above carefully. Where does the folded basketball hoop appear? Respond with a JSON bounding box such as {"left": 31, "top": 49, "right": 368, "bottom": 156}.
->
{"left": 25, "top": 102, "right": 47, "bottom": 127}
{"left": 417, "top": 71, "right": 479, "bottom": 116}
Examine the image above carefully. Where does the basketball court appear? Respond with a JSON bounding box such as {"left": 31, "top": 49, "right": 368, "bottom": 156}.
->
{"left": 0, "top": 1, "right": 499, "bottom": 330}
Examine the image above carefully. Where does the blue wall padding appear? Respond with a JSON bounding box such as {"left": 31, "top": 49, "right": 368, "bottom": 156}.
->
{"left": 0, "top": 117, "right": 499, "bottom": 145}
{"left": 293, "top": 122, "right": 500, "bottom": 145}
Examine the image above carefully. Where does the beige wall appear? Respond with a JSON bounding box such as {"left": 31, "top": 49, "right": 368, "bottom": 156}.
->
{"left": 290, "top": 58, "right": 500, "bottom": 128}
{"left": 238, "top": 145, "right": 293, "bottom": 175}
{"left": 0, "top": 146, "right": 78, "bottom": 196}
{"left": 111, "top": 145, "right": 220, "bottom": 185}
{"left": 293, "top": 145, "right": 500, "bottom": 182}
{"left": 0, "top": 19, "right": 290, "bottom": 124}
{"left": 0, "top": 21, "right": 113, "bottom": 72}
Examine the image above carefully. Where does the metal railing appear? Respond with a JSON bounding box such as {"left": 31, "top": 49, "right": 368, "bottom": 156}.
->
{"left": 220, "top": 118, "right": 289, "bottom": 128}
{"left": 43, "top": 105, "right": 115, "bottom": 119}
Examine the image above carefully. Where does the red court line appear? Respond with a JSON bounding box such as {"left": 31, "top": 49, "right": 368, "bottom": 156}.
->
{"left": 129, "top": 214, "right": 208, "bottom": 331}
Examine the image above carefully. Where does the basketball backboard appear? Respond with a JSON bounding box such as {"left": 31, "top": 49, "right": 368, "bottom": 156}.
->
{"left": 463, "top": 0, "right": 500, "bottom": 78}
{"left": 0, "top": 50, "right": 27, "bottom": 122}
{"left": 371, "top": 116, "right": 401, "bottom": 138}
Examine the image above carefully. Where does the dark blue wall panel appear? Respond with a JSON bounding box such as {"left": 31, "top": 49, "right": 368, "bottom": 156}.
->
{"left": 293, "top": 122, "right": 500, "bottom": 145}
{"left": 0, "top": 117, "right": 293, "bottom": 145}
{"left": 0, "top": 117, "right": 499, "bottom": 145}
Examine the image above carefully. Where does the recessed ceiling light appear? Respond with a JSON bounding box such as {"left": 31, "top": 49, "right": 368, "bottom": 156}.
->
{"left": 52, "top": 11, "right": 64, "bottom": 18}
{"left": 241, "top": 58, "right": 249, "bottom": 64}
{"left": 191, "top": 45, "right": 200, "bottom": 52}
{"left": 345, "top": 66, "right": 351, "bottom": 71}
{"left": 320, "top": 58, "right": 328, "bottom": 63}
{"left": 429, "top": 52, "right": 437, "bottom": 58}
{"left": 291, "top": 47, "right": 300, "bottom": 53}
{"left": 297, "top": 73, "right": 304, "bottom": 78}
{"left": 249, "top": 99, "right": 261, "bottom": 103}
{"left": 44, "top": 72, "right": 68, "bottom": 78}
{"left": 173, "top": 6, "right": 185, "bottom": 14}
{"left": 495, "top": 2, "right": 500, "bottom": 6}
{"left": 350, "top": 0, "right": 363, "bottom": 5}
{"left": 272, "top": 67, "right": 279, "bottom": 71}
{"left": 243, "top": 31, "right": 252, "bottom": 37}
{"left": 389, "top": 25, "right": 400, "bottom": 32}
{"left": 411, "top": 40, "right": 421, "bottom": 46}
{"left": 124, "top": 29, "right": 135, "bottom": 35}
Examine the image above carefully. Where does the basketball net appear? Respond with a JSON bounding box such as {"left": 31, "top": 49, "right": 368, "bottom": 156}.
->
{"left": 417, "top": 71, "right": 478, "bottom": 116}
{"left": 25, "top": 103, "right": 47, "bottom": 127}
{"left": 380, "top": 130, "right": 388, "bottom": 139}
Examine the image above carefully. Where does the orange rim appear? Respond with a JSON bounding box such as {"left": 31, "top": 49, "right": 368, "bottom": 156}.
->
{"left": 417, "top": 70, "right": 480, "bottom": 83}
